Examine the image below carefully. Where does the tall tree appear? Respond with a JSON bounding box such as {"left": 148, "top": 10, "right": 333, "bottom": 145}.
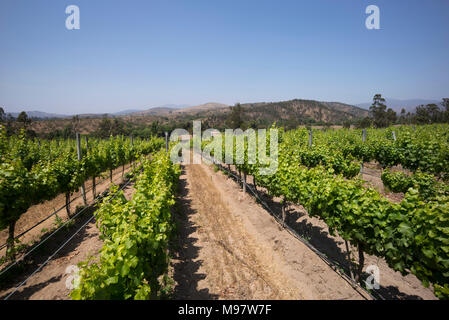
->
{"left": 17, "top": 111, "right": 31, "bottom": 129}
{"left": 426, "top": 104, "right": 442, "bottom": 123}
{"left": 415, "top": 105, "right": 430, "bottom": 124}
{"left": 442, "top": 98, "right": 449, "bottom": 123}
{"left": 414, "top": 104, "right": 443, "bottom": 124}
{"left": 399, "top": 108, "right": 407, "bottom": 124}
{"left": 97, "top": 115, "right": 112, "bottom": 138}
{"left": 71, "top": 115, "right": 81, "bottom": 134}
{"left": 386, "top": 108, "right": 397, "bottom": 124}
{"left": 228, "top": 103, "right": 244, "bottom": 129}
{"left": 369, "top": 94, "right": 390, "bottom": 127}
{"left": 0, "top": 107, "right": 4, "bottom": 122}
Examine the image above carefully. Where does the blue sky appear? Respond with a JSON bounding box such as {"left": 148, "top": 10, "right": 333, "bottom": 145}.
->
{"left": 1, "top": 0, "right": 448, "bottom": 115}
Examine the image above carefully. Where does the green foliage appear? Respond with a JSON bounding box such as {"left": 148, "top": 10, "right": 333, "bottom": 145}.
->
{"left": 0, "top": 131, "right": 164, "bottom": 256}
{"left": 369, "top": 94, "right": 397, "bottom": 128}
{"left": 382, "top": 169, "right": 449, "bottom": 200}
{"left": 211, "top": 124, "right": 449, "bottom": 299}
{"left": 70, "top": 152, "right": 180, "bottom": 300}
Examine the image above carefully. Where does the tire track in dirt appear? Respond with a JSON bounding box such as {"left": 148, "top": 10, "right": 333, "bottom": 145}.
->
{"left": 173, "top": 163, "right": 299, "bottom": 299}
{"left": 172, "top": 162, "right": 371, "bottom": 300}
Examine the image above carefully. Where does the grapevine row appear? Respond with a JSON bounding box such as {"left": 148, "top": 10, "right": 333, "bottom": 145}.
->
{"left": 207, "top": 126, "right": 449, "bottom": 299}
{"left": 0, "top": 125, "right": 164, "bottom": 258}
{"left": 70, "top": 152, "right": 180, "bottom": 300}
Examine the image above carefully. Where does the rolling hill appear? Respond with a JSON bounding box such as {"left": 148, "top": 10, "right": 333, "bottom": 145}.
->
{"left": 181, "top": 99, "right": 370, "bottom": 129}
{"left": 18, "top": 98, "right": 371, "bottom": 137}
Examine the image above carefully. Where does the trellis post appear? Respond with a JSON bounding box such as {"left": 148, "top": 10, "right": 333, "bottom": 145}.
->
{"left": 308, "top": 130, "right": 313, "bottom": 147}
{"left": 360, "top": 129, "right": 366, "bottom": 175}
{"left": 76, "top": 133, "right": 87, "bottom": 206}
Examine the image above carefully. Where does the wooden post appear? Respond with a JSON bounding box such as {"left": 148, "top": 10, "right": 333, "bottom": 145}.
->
{"left": 92, "top": 177, "right": 96, "bottom": 199}
{"left": 281, "top": 200, "right": 286, "bottom": 227}
{"left": 356, "top": 244, "right": 365, "bottom": 283}
{"left": 253, "top": 175, "right": 257, "bottom": 192}
{"left": 345, "top": 240, "right": 355, "bottom": 283}
{"left": 85, "top": 136, "right": 95, "bottom": 199}
{"left": 243, "top": 171, "right": 247, "bottom": 193}
{"left": 165, "top": 132, "right": 169, "bottom": 153}
{"left": 76, "top": 133, "right": 87, "bottom": 205}
{"left": 66, "top": 192, "right": 71, "bottom": 218}
{"left": 6, "top": 221, "right": 16, "bottom": 259}
{"left": 360, "top": 129, "right": 366, "bottom": 175}
{"left": 131, "top": 135, "right": 135, "bottom": 170}
{"left": 308, "top": 130, "right": 313, "bottom": 147}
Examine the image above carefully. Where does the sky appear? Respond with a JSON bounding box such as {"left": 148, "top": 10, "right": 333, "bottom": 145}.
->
{"left": 0, "top": 0, "right": 448, "bottom": 115}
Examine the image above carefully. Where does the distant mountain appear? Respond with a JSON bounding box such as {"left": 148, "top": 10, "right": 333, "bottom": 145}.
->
{"left": 237, "top": 99, "right": 370, "bottom": 124}
{"left": 173, "top": 99, "right": 370, "bottom": 129}
{"left": 5, "top": 99, "right": 369, "bottom": 127}
{"left": 4, "top": 104, "right": 193, "bottom": 119}
{"left": 113, "top": 109, "right": 143, "bottom": 116}
{"left": 159, "top": 104, "right": 191, "bottom": 109}
{"left": 8, "top": 111, "right": 69, "bottom": 119}
{"left": 129, "top": 107, "right": 179, "bottom": 116}
{"left": 356, "top": 98, "right": 442, "bottom": 113}
{"left": 126, "top": 102, "right": 227, "bottom": 117}
{"left": 175, "top": 102, "right": 228, "bottom": 114}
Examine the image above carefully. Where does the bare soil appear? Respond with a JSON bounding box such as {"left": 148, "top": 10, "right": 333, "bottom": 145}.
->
{"left": 362, "top": 162, "right": 406, "bottom": 203}
{"left": 0, "top": 157, "right": 437, "bottom": 300}
{"left": 0, "top": 163, "right": 134, "bottom": 260}
{"left": 0, "top": 181, "right": 136, "bottom": 300}
{"left": 205, "top": 163, "right": 437, "bottom": 300}
{"left": 171, "top": 162, "right": 369, "bottom": 300}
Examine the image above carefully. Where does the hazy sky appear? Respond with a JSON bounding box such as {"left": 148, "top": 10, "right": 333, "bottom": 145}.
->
{"left": 1, "top": 0, "right": 448, "bottom": 115}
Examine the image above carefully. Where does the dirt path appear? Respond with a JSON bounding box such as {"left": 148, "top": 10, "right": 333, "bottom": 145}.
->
{"left": 172, "top": 163, "right": 367, "bottom": 300}
{"left": 192, "top": 162, "right": 436, "bottom": 300}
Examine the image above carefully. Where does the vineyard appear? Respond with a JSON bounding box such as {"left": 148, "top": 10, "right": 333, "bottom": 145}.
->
{"left": 0, "top": 124, "right": 448, "bottom": 300}
{"left": 202, "top": 124, "right": 449, "bottom": 299}
{"left": 70, "top": 153, "right": 180, "bottom": 299}
{"left": 0, "top": 126, "right": 164, "bottom": 259}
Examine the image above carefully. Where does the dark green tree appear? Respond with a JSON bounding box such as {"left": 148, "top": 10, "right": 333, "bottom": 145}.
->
{"left": 227, "top": 103, "right": 244, "bottom": 129}
{"left": 17, "top": 111, "right": 31, "bottom": 129}
{"left": 343, "top": 120, "right": 352, "bottom": 129}
{"left": 427, "top": 104, "right": 442, "bottom": 123}
{"left": 386, "top": 108, "right": 397, "bottom": 124}
{"left": 441, "top": 98, "right": 449, "bottom": 122}
{"left": 355, "top": 117, "right": 372, "bottom": 129}
{"left": 399, "top": 108, "right": 407, "bottom": 124}
{"left": 96, "top": 115, "right": 112, "bottom": 138}
{"left": 414, "top": 104, "right": 443, "bottom": 124}
{"left": 369, "top": 94, "right": 390, "bottom": 127}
